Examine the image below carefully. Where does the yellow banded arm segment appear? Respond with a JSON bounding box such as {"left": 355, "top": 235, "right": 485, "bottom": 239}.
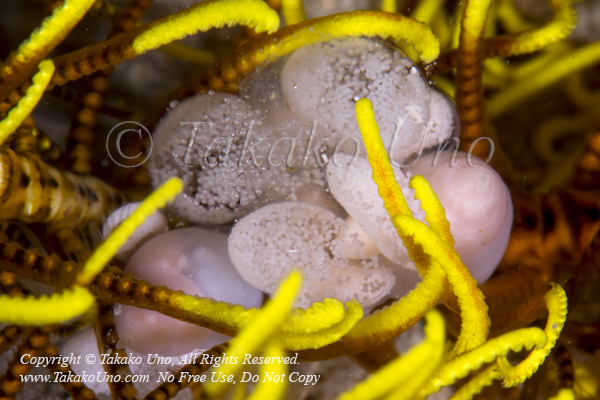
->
{"left": 268, "top": 12, "right": 440, "bottom": 64}
{"left": 0, "top": 60, "right": 55, "bottom": 147}
{"left": 132, "top": 0, "right": 280, "bottom": 55}
{"left": 496, "top": 283, "right": 568, "bottom": 386}
{"left": 204, "top": 271, "right": 301, "bottom": 398}
{"left": 338, "top": 309, "right": 445, "bottom": 400}
{"left": 0, "top": 286, "right": 95, "bottom": 325}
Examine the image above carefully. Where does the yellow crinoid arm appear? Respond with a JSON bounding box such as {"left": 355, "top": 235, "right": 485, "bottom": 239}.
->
{"left": 343, "top": 261, "right": 447, "bottom": 346}
{"left": 267, "top": 11, "right": 440, "bottom": 64}
{"left": 382, "top": 309, "right": 446, "bottom": 400}
{"left": 170, "top": 293, "right": 362, "bottom": 350}
{"left": 496, "top": 0, "right": 536, "bottom": 33}
{"left": 354, "top": 98, "right": 428, "bottom": 271}
{"left": 355, "top": 99, "right": 413, "bottom": 220}
{"left": 76, "top": 177, "right": 183, "bottom": 286}
{"left": 132, "top": 0, "right": 280, "bottom": 55}
{"left": 0, "top": 60, "right": 54, "bottom": 147}
{"left": 247, "top": 340, "right": 288, "bottom": 400}
{"left": 549, "top": 388, "right": 576, "bottom": 400}
{"left": 488, "top": 40, "right": 600, "bottom": 118}
{"left": 282, "top": 298, "right": 347, "bottom": 334}
{"left": 393, "top": 215, "right": 490, "bottom": 355}
{"left": 419, "top": 327, "right": 548, "bottom": 397}
{"left": 344, "top": 99, "right": 444, "bottom": 343}
{"left": 496, "top": 283, "right": 568, "bottom": 386}
{"left": 506, "top": 0, "right": 576, "bottom": 56}
{"left": 460, "top": 0, "right": 493, "bottom": 49}
{"left": 11, "top": 0, "right": 96, "bottom": 64}
{"left": 355, "top": 98, "right": 489, "bottom": 355}
{"left": 420, "top": 285, "right": 566, "bottom": 397}
{"left": 381, "top": 0, "right": 397, "bottom": 13}
{"left": 0, "top": 286, "right": 95, "bottom": 325}
{"left": 448, "top": 364, "right": 501, "bottom": 400}
{"left": 281, "top": 0, "right": 306, "bottom": 25}
{"left": 337, "top": 309, "right": 445, "bottom": 400}
{"left": 204, "top": 271, "right": 301, "bottom": 399}
{"left": 412, "top": 0, "right": 445, "bottom": 26}
{"left": 451, "top": 1, "right": 464, "bottom": 49}
{"left": 409, "top": 175, "right": 454, "bottom": 247}
{"left": 281, "top": 299, "right": 363, "bottom": 350}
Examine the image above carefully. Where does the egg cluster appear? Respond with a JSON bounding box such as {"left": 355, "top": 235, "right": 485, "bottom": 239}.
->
{"left": 97, "top": 37, "right": 512, "bottom": 358}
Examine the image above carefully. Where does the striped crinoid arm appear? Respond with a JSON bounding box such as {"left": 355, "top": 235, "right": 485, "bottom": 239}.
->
{"left": 0, "top": 177, "right": 356, "bottom": 349}
{"left": 0, "top": 178, "right": 181, "bottom": 329}
{"left": 0, "top": 148, "right": 125, "bottom": 230}
{"left": 10, "top": 115, "right": 61, "bottom": 162}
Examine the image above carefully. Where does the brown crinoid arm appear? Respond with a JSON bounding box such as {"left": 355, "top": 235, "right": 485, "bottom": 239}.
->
{"left": 453, "top": 0, "right": 505, "bottom": 174}
{"left": 350, "top": 340, "right": 399, "bottom": 372}
{"left": 44, "top": 343, "right": 98, "bottom": 400}
{"left": 0, "top": 272, "right": 29, "bottom": 355}
{"left": 94, "top": 302, "right": 138, "bottom": 400}
{"left": 90, "top": 267, "right": 241, "bottom": 337}
{"left": 0, "top": 325, "right": 55, "bottom": 399}
{"left": 431, "top": 37, "right": 516, "bottom": 75}
{"left": 455, "top": 2, "right": 488, "bottom": 145}
{"left": 53, "top": 229, "right": 92, "bottom": 264}
{"left": 0, "top": 249, "right": 239, "bottom": 338}
{"left": 63, "top": 0, "right": 152, "bottom": 175}
{"left": 0, "top": 1, "right": 97, "bottom": 105}
{"left": 573, "top": 129, "right": 600, "bottom": 190}
{"left": 0, "top": 324, "right": 25, "bottom": 356}
{"left": 504, "top": 189, "right": 600, "bottom": 274}
{"left": 142, "top": 10, "right": 441, "bottom": 129}
{"left": 0, "top": 234, "right": 78, "bottom": 286}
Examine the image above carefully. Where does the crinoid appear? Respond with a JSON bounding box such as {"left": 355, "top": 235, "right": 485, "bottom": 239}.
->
{"left": 1, "top": 0, "right": 600, "bottom": 399}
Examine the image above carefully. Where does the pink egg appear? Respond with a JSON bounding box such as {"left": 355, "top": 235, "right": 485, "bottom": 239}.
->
{"left": 114, "top": 227, "right": 263, "bottom": 356}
